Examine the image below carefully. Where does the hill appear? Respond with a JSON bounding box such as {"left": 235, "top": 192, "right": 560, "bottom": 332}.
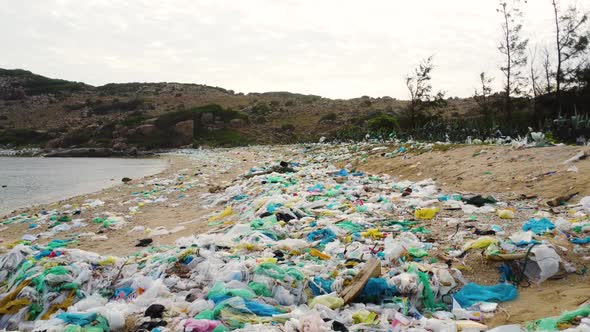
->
{"left": 0, "top": 68, "right": 483, "bottom": 150}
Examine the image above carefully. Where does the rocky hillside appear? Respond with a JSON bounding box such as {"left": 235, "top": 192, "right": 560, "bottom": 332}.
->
{"left": 0, "top": 69, "right": 478, "bottom": 149}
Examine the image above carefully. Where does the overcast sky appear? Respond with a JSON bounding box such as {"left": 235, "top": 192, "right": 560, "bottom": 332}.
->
{"left": 0, "top": 0, "right": 587, "bottom": 99}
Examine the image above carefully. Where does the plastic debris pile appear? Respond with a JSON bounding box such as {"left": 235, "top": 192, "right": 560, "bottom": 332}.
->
{"left": 0, "top": 144, "right": 589, "bottom": 331}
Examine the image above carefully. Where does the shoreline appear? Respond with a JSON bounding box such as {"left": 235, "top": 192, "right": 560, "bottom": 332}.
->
{"left": 0, "top": 148, "right": 269, "bottom": 256}
{"left": 0, "top": 155, "right": 171, "bottom": 219}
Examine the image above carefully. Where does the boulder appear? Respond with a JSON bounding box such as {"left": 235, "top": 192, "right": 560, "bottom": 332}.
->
{"left": 112, "top": 142, "right": 128, "bottom": 151}
{"left": 174, "top": 120, "right": 194, "bottom": 143}
{"left": 45, "top": 138, "right": 63, "bottom": 149}
{"left": 45, "top": 148, "right": 113, "bottom": 157}
{"left": 230, "top": 118, "right": 246, "bottom": 128}
{"left": 200, "top": 112, "right": 214, "bottom": 124}
{"left": 135, "top": 124, "right": 156, "bottom": 136}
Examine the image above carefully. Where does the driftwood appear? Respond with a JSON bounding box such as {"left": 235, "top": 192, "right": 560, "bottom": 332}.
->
{"left": 339, "top": 258, "right": 381, "bottom": 304}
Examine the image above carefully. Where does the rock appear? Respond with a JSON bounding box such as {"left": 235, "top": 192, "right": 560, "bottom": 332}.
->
{"left": 115, "top": 127, "right": 129, "bottom": 139}
{"left": 136, "top": 238, "right": 153, "bottom": 247}
{"left": 174, "top": 120, "right": 194, "bottom": 143}
{"left": 135, "top": 124, "right": 156, "bottom": 136}
{"left": 208, "top": 185, "right": 224, "bottom": 193}
{"left": 201, "top": 112, "right": 214, "bottom": 124}
{"left": 112, "top": 142, "right": 128, "bottom": 151}
{"left": 45, "top": 148, "right": 113, "bottom": 157}
{"left": 45, "top": 138, "right": 63, "bottom": 149}
{"left": 229, "top": 118, "right": 246, "bottom": 128}
{"left": 122, "top": 177, "right": 132, "bottom": 183}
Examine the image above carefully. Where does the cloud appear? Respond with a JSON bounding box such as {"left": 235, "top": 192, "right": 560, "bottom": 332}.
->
{"left": 0, "top": 0, "right": 585, "bottom": 98}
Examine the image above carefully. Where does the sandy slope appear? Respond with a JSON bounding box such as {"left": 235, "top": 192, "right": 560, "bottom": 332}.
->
{"left": 360, "top": 144, "right": 590, "bottom": 201}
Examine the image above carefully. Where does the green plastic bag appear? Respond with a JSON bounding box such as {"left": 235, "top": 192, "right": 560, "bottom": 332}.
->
{"left": 407, "top": 248, "right": 428, "bottom": 258}
{"left": 417, "top": 270, "right": 447, "bottom": 311}
{"left": 207, "top": 282, "right": 256, "bottom": 300}
{"left": 248, "top": 282, "right": 272, "bottom": 297}
{"left": 254, "top": 262, "right": 286, "bottom": 280}
{"left": 530, "top": 305, "right": 590, "bottom": 331}
{"left": 336, "top": 221, "right": 363, "bottom": 233}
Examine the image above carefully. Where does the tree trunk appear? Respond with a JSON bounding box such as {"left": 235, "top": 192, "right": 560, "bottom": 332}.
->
{"left": 552, "top": 0, "right": 562, "bottom": 115}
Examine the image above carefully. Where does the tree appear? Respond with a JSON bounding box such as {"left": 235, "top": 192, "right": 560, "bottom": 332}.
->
{"left": 529, "top": 46, "right": 544, "bottom": 128}
{"left": 405, "top": 56, "right": 445, "bottom": 127}
{"left": 529, "top": 46, "right": 542, "bottom": 98}
{"left": 498, "top": 0, "right": 529, "bottom": 121}
{"left": 541, "top": 47, "right": 554, "bottom": 94}
{"left": 474, "top": 72, "right": 494, "bottom": 116}
{"left": 551, "top": 0, "right": 589, "bottom": 111}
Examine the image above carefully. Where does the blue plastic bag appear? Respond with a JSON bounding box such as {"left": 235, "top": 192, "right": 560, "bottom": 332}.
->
{"left": 307, "top": 228, "right": 336, "bottom": 245}
{"left": 357, "top": 278, "right": 397, "bottom": 303}
{"left": 56, "top": 312, "right": 98, "bottom": 326}
{"left": 522, "top": 218, "right": 555, "bottom": 234}
{"left": 453, "top": 283, "right": 517, "bottom": 308}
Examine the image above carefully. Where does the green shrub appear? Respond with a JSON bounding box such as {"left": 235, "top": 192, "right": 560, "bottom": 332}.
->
{"left": 194, "top": 128, "right": 250, "bottom": 147}
{"left": 320, "top": 112, "right": 338, "bottom": 122}
{"left": 281, "top": 123, "right": 295, "bottom": 131}
{"left": 251, "top": 103, "right": 272, "bottom": 115}
{"left": 367, "top": 114, "right": 399, "bottom": 133}
{"left": 121, "top": 113, "right": 151, "bottom": 127}
{"left": 0, "top": 69, "right": 86, "bottom": 95}
{"left": 91, "top": 98, "right": 147, "bottom": 114}
{"left": 0, "top": 128, "right": 50, "bottom": 146}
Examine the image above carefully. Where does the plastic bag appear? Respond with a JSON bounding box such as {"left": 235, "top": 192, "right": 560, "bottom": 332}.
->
{"left": 414, "top": 207, "right": 439, "bottom": 220}
{"left": 522, "top": 218, "right": 555, "bottom": 234}
{"left": 309, "top": 294, "right": 344, "bottom": 309}
{"left": 185, "top": 318, "right": 222, "bottom": 332}
{"left": 524, "top": 245, "right": 561, "bottom": 283}
{"left": 496, "top": 209, "right": 515, "bottom": 219}
{"left": 461, "top": 236, "right": 499, "bottom": 251}
{"left": 453, "top": 283, "right": 517, "bottom": 308}
{"left": 530, "top": 305, "right": 590, "bottom": 331}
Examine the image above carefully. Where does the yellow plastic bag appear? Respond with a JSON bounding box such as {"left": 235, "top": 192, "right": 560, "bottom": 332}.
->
{"left": 310, "top": 248, "right": 331, "bottom": 260}
{"left": 309, "top": 295, "right": 344, "bottom": 309}
{"left": 414, "top": 207, "right": 439, "bottom": 220}
{"left": 462, "top": 236, "right": 499, "bottom": 251}
{"left": 208, "top": 206, "right": 233, "bottom": 222}
{"left": 98, "top": 256, "right": 117, "bottom": 266}
{"left": 352, "top": 309, "right": 378, "bottom": 324}
{"left": 496, "top": 209, "right": 515, "bottom": 219}
{"left": 361, "top": 228, "right": 384, "bottom": 240}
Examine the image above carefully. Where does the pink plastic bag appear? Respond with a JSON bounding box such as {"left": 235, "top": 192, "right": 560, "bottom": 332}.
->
{"left": 184, "top": 318, "right": 221, "bottom": 332}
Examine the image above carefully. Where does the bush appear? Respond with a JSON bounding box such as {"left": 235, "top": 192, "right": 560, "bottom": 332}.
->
{"left": 0, "top": 69, "right": 86, "bottom": 96}
{"left": 194, "top": 129, "right": 250, "bottom": 147}
{"left": 91, "top": 99, "right": 147, "bottom": 114}
{"left": 301, "top": 95, "right": 321, "bottom": 104}
{"left": 251, "top": 103, "right": 272, "bottom": 115}
{"left": 281, "top": 123, "right": 295, "bottom": 131}
{"left": 0, "top": 128, "right": 50, "bottom": 146}
{"left": 320, "top": 112, "right": 338, "bottom": 122}
{"left": 285, "top": 100, "right": 295, "bottom": 107}
{"left": 121, "top": 113, "right": 151, "bottom": 127}
{"left": 360, "top": 99, "right": 372, "bottom": 107}
{"left": 367, "top": 114, "right": 399, "bottom": 134}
